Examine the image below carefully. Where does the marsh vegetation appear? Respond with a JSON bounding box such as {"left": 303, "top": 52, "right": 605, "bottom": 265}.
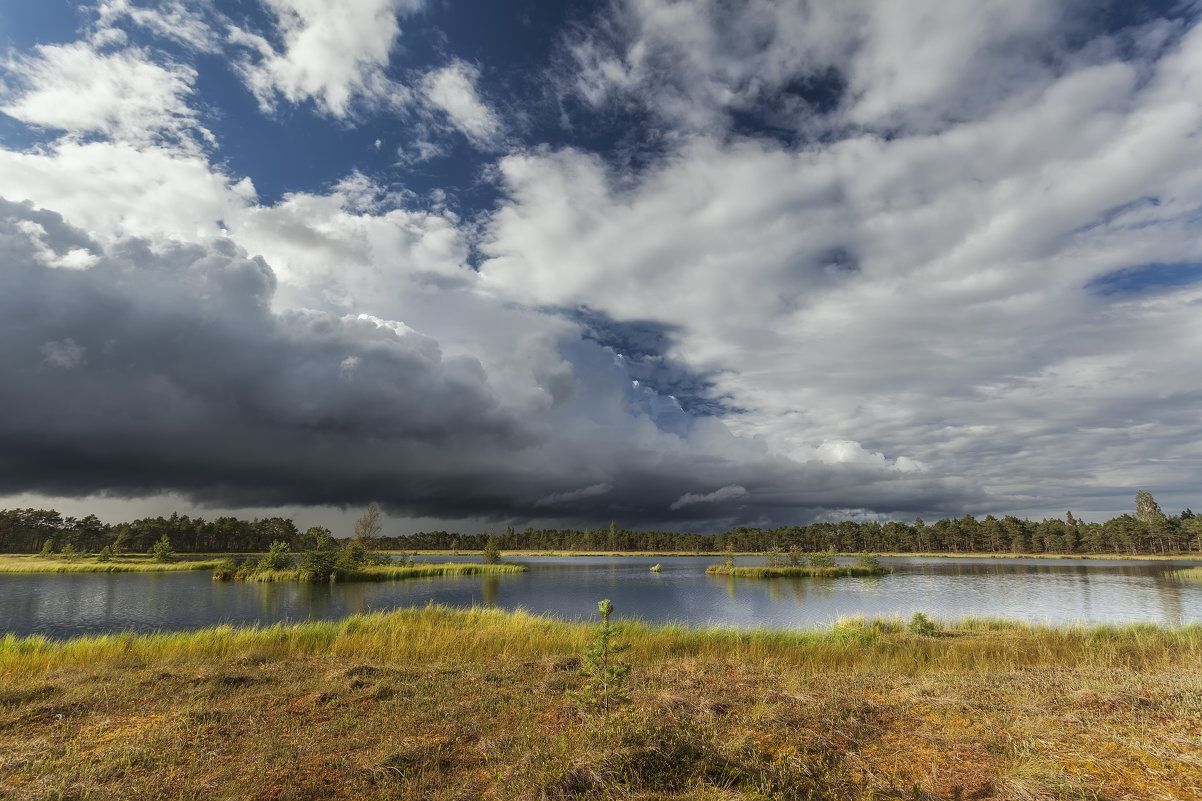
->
{"left": 2, "top": 607, "right": 1200, "bottom": 800}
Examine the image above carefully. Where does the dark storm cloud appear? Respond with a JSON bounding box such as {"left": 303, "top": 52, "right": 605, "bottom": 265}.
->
{"left": 0, "top": 198, "right": 522, "bottom": 500}
{"left": 0, "top": 198, "right": 983, "bottom": 528}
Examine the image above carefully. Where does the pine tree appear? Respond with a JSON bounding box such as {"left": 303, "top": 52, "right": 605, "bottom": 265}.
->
{"left": 569, "top": 599, "right": 631, "bottom": 717}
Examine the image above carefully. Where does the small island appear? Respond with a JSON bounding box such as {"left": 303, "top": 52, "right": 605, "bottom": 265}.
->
{"left": 213, "top": 561, "right": 526, "bottom": 582}
{"left": 707, "top": 549, "right": 891, "bottom": 578}
{"left": 706, "top": 564, "right": 891, "bottom": 578}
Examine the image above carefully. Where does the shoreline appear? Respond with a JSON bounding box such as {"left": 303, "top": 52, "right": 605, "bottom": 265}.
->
{"left": 4, "top": 549, "right": 1201, "bottom": 575}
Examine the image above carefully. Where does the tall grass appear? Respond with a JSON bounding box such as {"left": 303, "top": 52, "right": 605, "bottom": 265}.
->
{"left": 3, "top": 605, "right": 1199, "bottom": 680}
{"left": 0, "top": 556, "right": 223, "bottom": 574}
{"left": 1168, "top": 566, "right": 1202, "bottom": 581}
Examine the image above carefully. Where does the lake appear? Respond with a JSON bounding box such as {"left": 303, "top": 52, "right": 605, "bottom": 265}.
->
{"left": 3, "top": 555, "right": 1201, "bottom": 639}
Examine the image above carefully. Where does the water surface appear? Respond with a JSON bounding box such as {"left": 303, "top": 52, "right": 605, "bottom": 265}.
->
{"left": 3, "top": 555, "right": 1200, "bottom": 638}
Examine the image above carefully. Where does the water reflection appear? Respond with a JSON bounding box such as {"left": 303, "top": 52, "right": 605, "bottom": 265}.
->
{"left": 2, "top": 555, "right": 1201, "bottom": 638}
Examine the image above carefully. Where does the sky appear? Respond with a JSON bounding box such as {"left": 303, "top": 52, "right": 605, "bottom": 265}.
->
{"left": 1, "top": 0, "right": 1201, "bottom": 536}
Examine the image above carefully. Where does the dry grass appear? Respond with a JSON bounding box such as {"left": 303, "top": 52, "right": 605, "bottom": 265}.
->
{"left": 1, "top": 608, "right": 1200, "bottom": 800}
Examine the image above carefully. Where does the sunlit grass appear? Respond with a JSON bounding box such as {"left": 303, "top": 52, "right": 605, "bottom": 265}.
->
{"left": 2, "top": 607, "right": 1200, "bottom": 800}
{"left": 1168, "top": 566, "right": 1202, "bottom": 581}
{"left": 705, "top": 564, "right": 891, "bottom": 578}
{"left": 0, "top": 555, "right": 224, "bottom": 574}
{"left": 231, "top": 562, "right": 527, "bottom": 583}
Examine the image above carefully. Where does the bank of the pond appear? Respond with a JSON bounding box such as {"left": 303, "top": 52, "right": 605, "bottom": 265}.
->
{"left": 2, "top": 608, "right": 1200, "bottom": 801}
{"left": 706, "top": 564, "right": 892, "bottom": 578}
{"left": 0, "top": 555, "right": 224, "bottom": 574}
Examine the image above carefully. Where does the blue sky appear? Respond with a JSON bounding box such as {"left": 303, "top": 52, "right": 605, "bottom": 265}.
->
{"left": 1, "top": 0, "right": 1201, "bottom": 534}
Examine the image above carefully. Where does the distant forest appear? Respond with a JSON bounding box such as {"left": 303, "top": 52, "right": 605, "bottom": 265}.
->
{"left": 2, "top": 496, "right": 1199, "bottom": 556}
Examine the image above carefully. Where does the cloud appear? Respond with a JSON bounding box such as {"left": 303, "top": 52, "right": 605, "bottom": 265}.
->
{"left": 670, "top": 485, "right": 747, "bottom": 510}
{"left": 421, "top": 60, "right": 504, "bottom": 148}
{"left": 1, "top": 42, "right": 211, "bottom": 151}
{"left": 484, "top": 9, "right": 1202, "bottom": 518}
{"left": 230, "top": 0, "right": 423, "bottom": 118}
{"left": 4, "top": 1, "right": 1200, "bottom": 528}
{"left": 536, "top": 483, "right": 613, "bottom": 508}
{"left": 93, "top": 0, "right": 226, "bottom": 53}
{"left": 0, "top": 197, "right": 981, "bottom": 526}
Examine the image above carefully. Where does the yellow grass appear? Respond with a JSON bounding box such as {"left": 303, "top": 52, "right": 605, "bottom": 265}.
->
{"left": 0, "top": 555, "right": 224, "bottom": 574}
{"left": 1, "top": 608, "right": 1200, "bottom": 800}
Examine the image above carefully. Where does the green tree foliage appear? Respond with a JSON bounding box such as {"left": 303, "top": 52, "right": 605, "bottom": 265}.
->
{"left": 1135, "top": 490, "right": 1165, "bottom": 524}
{"left": 260, "top": 540, "right": 291, "bottom": 571}
{"left": 306, "top": 526, "right": 335, "bottom": 551}
{"left": 569, "top": 599, "right": 631, "bottom": 717}
{"left": 806, "top": 548, "right": 836, "bottom": 568}
{"left": 483, "top": 532, "right": 501, "bottom": 565}
{"left": 149, "top": 535, "right": 176, "bottom": 563}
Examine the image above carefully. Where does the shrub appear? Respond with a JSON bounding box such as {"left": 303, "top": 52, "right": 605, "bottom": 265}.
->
{"left": 211, "top": 557, "right": 239, "bottom": 581}
{"left": 95, "top": 545, "right": 114, "bottom": 563}
{"left": 58, "top": 544, "right": 80, "bottom": 562}
{"left": 908, "top": 612, "right": 937, "bottom": 636}
{"left": 260, "top": 540, "right": 291, "bottom": 571}
{"left": 297, "top": 550, "right": 355, "bottom": 582}
{"left": 39, "top": 539, "right": 55, "bottom": 557}
{"left": 483, "top": 534, "right": 501, "bottom": 565}
{"left": 806, "top": 548, "right": 836, "bottom": 568}
{"left": 148, "top": 535, "right": 176, "bottom": 563}
{"left": 854, "top": 552, "right": 881, "bottom": 570}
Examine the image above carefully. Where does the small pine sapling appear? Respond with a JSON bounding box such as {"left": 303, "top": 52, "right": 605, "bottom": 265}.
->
{"left": 569, "top": 599, "right": 631, "bottom": 717}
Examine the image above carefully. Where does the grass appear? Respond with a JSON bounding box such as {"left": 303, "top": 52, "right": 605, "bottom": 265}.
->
{"left": 705, "top": 564, "right": 891, "bottom": 578}
{"left": 226, "top": 562, "right": 528, "bottom": 583}
{"left": 1, "top": 608, "right": 1200, "bottom": 800}
{"left": 0, "top": 555, "right": 225, "bottom": 574}
{"left": 1169, "top": 566, "right": 1202, "bottom": 581}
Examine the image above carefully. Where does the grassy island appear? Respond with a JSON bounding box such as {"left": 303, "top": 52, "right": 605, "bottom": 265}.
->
{"left": 2, "top": 608, "right": 1200, "bottom": 800}
{"left": 0, "top": 555, "right": 225, "bottom": 574}
{"left": 214, "top": 562, "right": 527, "bottom": 583}
{"left": 706, "top": 564, "right": 891, "bottom": 578}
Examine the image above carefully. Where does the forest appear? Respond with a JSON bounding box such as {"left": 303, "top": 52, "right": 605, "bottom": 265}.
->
{"left": 1, "top": 493, "right": 1198, "bottom": 556}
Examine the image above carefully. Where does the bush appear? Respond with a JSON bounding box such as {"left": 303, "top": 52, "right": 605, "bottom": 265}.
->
{"left": 908, "top": 611, "right": 938, "bottom": 636}
{"left": 806, "top": 548, "right": 836, "bottom": 568}
{"left": 854, "top": 552, "right": 881, "bottom": 570}
{"left": 297, "top": 550, "right": 356, "bottom": 582}
{"left": 483, "top": 534, "right": 501, "bottom": 565}
{"left": 211, "top": 557, "right": 239, "bottom": 581}
{"left": 95, "top": 545, "right": 114, "bottom": 563}
{"left": 149, "top": 535, "right": 176, "bottom": 563}
{"left": 260, "top": 540, "right": 291, "bottom": 571}
{"left": 58, "top": 544, "right": 80, "bottom": 562}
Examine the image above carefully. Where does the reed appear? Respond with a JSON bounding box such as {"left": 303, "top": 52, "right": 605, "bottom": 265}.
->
{"left": 1168, "top": 565, "right": 1202, "bottom": 581}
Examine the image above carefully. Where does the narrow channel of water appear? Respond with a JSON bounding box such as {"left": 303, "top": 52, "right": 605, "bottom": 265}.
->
{"left": 2, "top": 556, "right": 1200, "bottom": 638}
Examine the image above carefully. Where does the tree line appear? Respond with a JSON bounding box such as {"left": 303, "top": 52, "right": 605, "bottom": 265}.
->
{"left": 2, "top": 493, "right": 1198, "bottom": 556}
